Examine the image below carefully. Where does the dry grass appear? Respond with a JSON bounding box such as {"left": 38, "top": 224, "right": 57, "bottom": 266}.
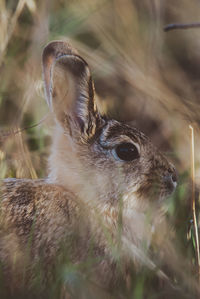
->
{"left": 1, "top": 0, "right": 200, "bottom": 298}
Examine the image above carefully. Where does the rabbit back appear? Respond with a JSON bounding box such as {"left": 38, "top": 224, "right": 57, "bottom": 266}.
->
{"left": 0, "top": 178, "right": 80, "bottom": 254}
{"left": 0, "top": 179, "right": 123, "bottom": 295}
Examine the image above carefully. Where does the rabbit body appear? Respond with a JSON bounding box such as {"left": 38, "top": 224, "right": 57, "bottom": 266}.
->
{"left": 0, "top": 179, "right": 119, "bottom": 293}
{"left": 0, "top": 41, "right": 177, "bottom": 297}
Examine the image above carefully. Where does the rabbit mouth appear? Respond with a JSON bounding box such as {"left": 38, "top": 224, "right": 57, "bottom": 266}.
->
{"left": 134, "top": 178, "right": 176, "bottom": 203}
{"left": 158, "top": 183, "right": 177, "bottom": 202}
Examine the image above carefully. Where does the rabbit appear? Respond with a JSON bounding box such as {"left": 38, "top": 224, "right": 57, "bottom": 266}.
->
{"left": 0, "top": 40, "right": 178, "bottom": 298}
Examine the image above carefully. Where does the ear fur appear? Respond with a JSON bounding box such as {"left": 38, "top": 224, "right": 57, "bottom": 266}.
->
{"left": 42, "top": 40, "right": 103, "bottom": 139}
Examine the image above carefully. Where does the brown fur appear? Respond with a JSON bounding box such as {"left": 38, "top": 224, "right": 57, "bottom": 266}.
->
{"left": 0, "top": 180, "right": 120, "bottom": 293}
{"left": 0, "top": 41, "right": 178, "bottom": 297}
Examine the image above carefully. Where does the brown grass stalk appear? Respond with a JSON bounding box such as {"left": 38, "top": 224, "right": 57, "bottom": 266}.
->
{"left": 189, "top": 125, "right": 200, "bottom": 280}
{"left": 0, "top": 0, "right": 27, "bottom": 66}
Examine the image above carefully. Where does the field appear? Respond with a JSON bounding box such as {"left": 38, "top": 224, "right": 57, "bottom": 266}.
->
{"left": 1, "top": 0, "right": 200, "bottom": 298}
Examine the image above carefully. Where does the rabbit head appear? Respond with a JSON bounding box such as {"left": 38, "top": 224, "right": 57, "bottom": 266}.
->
{"left": 42, "top": 41, "right": 177, "bottom": 218}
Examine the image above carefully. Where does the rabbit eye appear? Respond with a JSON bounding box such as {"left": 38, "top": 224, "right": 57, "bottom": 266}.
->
{"left": 114, "top": 143, "right": 139, "bottom": 161}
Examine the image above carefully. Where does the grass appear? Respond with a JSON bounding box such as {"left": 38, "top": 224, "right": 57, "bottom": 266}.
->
{"left": 1, "top": 0, "right": 200, "bottom": 298}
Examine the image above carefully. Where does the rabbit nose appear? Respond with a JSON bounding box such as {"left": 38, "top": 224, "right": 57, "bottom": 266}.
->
{"left": 163, "top": 170, "right": 177, "bottom": 192}
{"left": 172, "top": 171, "right": 178, "bottom": 184}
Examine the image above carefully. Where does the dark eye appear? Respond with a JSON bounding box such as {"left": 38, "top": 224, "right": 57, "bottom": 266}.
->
{"left": 114, "top": 142, "right": 139, "bottom": 161}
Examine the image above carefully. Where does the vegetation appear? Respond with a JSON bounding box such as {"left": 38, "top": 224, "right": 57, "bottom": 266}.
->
{"left": 1, "top": 0, "right": 200, "bottom": 298}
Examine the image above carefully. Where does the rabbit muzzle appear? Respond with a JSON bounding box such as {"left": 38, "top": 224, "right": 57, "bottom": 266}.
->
{"left": 163, "top": 170, "right": 177, "bottom": 193}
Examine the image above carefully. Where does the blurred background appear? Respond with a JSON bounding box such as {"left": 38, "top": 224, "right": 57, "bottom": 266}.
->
{"left": 1, "top": 0, "right": 200, "bottom": 180}
{"left": 1, "top": 0, "right": 200, "bottom": 297}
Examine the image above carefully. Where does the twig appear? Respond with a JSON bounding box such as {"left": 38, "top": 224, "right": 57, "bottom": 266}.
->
{"left": 189, "top": 125, "right": 200, "bottom": 281}
{"left": 164, "top": 22, "right": 200, "bottom": 32}
{"left": 0, "top": 114, "right": 49, "bottom": 144}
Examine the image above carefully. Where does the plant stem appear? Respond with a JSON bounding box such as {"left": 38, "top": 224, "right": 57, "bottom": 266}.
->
{"left": 189, "top": 125, "right": 200, "bottom": 281}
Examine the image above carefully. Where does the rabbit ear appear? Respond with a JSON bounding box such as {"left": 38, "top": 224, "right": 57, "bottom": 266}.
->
{"left": 42, "top": 41, "right": 103, "bottom": 139}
